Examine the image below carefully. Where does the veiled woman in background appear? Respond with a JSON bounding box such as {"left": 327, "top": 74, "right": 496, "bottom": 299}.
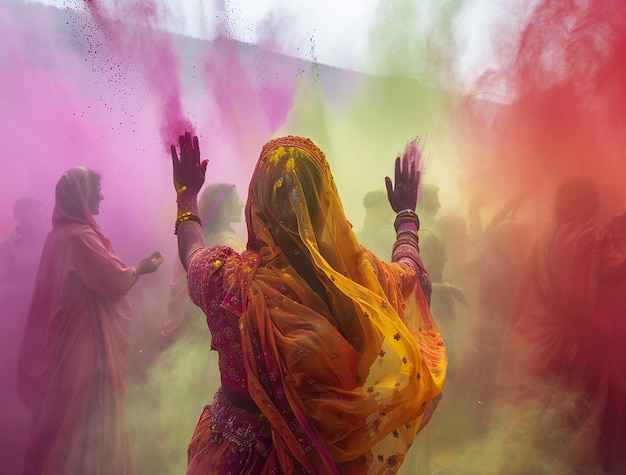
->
{"left": 18, "top": 167, "right": 162, "bottom": 475}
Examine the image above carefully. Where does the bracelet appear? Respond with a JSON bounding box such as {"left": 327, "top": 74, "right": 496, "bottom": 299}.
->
{"left": 396, "top": 228, "right": 419, "bottom": 241}
{"left": 174, "top": 212, "right": 202, "bottom": 235}
{"left": 394, "top": 209, "right": 419, "bottom": 232}
{"left": 391, "top": 235, "right": 432, "bottom": 302}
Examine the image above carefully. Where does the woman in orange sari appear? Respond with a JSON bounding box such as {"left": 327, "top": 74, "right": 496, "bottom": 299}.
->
{"left": 171, "top": 133, "right": 447, "bottom": 474}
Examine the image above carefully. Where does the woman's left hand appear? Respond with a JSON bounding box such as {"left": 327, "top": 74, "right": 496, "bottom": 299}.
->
{"left": 385, "top": 139, "right": 421, "bottom": 212}
{"left": 171, "top": 132, "right": 208, "bottom": 197}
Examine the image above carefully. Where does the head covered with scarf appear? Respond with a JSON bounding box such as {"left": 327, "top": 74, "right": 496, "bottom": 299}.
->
{"left": 239, "top": 136, "right": 445, "bottom": 473}
{"left": 198, "top": 183, "right": 236, "bottom": 227}
{"left": 53, "top": 167, "right": 100, "bottom": 225}
{"left": 51, "top": 167, "right": 114, "bottom": 251}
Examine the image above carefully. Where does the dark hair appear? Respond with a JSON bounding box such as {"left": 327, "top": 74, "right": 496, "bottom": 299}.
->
{"left": 554, "top": 177, "right": 598, "bottom": 222}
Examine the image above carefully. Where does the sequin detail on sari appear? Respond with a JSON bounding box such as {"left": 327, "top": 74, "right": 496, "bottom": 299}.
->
{"left": 209, "top": 388, "right": 272, "bottom": 456}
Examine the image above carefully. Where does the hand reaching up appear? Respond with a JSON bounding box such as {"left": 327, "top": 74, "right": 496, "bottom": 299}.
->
{"left": 171, "top": 132, "right": 208, "bottom": 197}
{"left": 385, "top": 139, "right": 422, "bottom": 212}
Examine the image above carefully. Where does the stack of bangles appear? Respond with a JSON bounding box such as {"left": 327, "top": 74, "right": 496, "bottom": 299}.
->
{"left": 394, "top": 209, "right": 420, "bottom": 232}
{"left": 392, "top": 209, "right": 431, "bottom": 298}
{"left": 174, "top": 211, "right": 203, "bottom": 235}
{"left": 392, "top": 209, "right": 420, "bottom": 254}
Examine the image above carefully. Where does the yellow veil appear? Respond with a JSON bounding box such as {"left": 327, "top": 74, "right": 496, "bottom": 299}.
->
{"left": 240, "top": 136, "right": 446, "bottom": 474}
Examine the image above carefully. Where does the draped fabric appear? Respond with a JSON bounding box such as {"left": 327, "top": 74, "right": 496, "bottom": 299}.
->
{"left": 18, "top": 167, "right": 137, "bottom": 475}
{"left": 238, "top": 136, "right": 446, "bottom": 473}
{"left": 501, "top": 220, "right": 626, "bottom": 474}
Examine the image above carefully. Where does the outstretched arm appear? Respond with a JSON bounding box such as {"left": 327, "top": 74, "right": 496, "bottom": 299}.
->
{"left": 171, "top": 132, "right": 208, "bottom": 270}
{"left": 385, "top": 139, "right": 432, "bottom": 301}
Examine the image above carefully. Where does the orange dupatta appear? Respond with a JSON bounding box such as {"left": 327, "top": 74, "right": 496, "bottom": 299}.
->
{"left": 240, "top": 137, "right": 446, "bottom": 474}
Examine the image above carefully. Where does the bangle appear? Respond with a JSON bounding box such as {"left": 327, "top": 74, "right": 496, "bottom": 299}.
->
{"left": 396, "top": 228, "right": 419, "bottom": 241}
{"left": 394, "top": 209, "right": 419, "bottom": 232}
{"left": 174, "top": 212, "right": 202, "bottom": 235}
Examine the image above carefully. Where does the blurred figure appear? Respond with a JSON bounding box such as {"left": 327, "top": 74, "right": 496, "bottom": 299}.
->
{"left": 146, "top": 183, "right": 245, "bottom": 475}
{"left": 417, "top": 187, "right": 468, "bottom": 372}
{"left": 413, "top": 191, "right": 468, "bottom": 474}
{"left": 0, "top": 197, "right": 45, "bottom": 475}
{"left": 18, "top": 167, "right": 163, "bottom": 475}
{"left": 161, "top": 183, "right": 245, "bottom": 345}
{"left": 0, "top": 197, "right": 44, "bottom": 296}
{"left": 435, "top": 213, "right": 471, "bottom": 287}
{"left": 468, "top": 191, "right": 529, "bottom": 434}
{"left": 500, "top": 177, "right": 626, "bottom": 474}
{"left": 605, "top": 212, "right": 626, "bottom": 384}
{"left": 433, "top": 213, "right": 472, "bottom": 327}
{"left": 356, "top": 189, "right": 396, "bottom": 260}
{"left": 171, "top": 133, "right": 446, "bottom": 474}
{"left": 416, "top": 184, "right": 446, "bottom": 293}
{"left": 417, "top": 183, "right": 441, "bottom": 228}
{"left": 471, "top": 219, "right": 530, "bottom": 434}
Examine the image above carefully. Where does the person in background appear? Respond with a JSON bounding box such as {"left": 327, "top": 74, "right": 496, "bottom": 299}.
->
{"left": 417, "top": 187, "right": 468, "bottom": 372}
{"left": 0, "top": 197, "right": 45, "bottom": 298}
{"left": 0, "top": 197, "right": 45, "bottom": 475}
{"left": 18, "top": 167, "right": 163, "bottom": 475}
{"left": 172, "top": 132, "right": 446, "bottom": 474}
{"left": 410, "top": 184, "right": 467, "bottom": 474}
{"left": 500, "top": 177, "right": 626, "bottom": 474}
{"left": 356, "top": 189, "right": 396, "bottom": 261}
{"left": 417, "top": 183, "right": 441, "bottom": 228}
{"left": 161, "top": 182, "right": 245, "bottom": 345}
{"left": 467, "top": 191, "right": 529, "bottom": 435}
{"left": 147, "top": 183, "right": 245, "bottom": 475}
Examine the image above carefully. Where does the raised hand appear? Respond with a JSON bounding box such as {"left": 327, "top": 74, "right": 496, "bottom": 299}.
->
{"left": 385, "top": 139, "right": 421, "bottom": 212}
{"left": 171, "top": 132, "right": 208, "bottom": 197}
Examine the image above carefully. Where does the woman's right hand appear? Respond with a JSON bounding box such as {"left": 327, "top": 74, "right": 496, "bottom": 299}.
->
{"left": 171, "top": 132, "right": 208, "bottom": 197}
{"left": 137, "top": 251, "right": 164, "bottom": 276}
{"left": 385, "top": 139, "right": 421, "bottom": 212}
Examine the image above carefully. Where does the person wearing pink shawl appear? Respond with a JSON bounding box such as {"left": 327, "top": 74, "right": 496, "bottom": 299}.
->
{"left": 500, "top": 177, "right": 626, "bottom": 474}
{"left": 18, "top": 167, "right": 163, "bottom": 475}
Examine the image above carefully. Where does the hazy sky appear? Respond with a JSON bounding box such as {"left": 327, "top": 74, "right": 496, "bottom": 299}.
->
{"left": 33, "top": 0, "right": 517, "bottom": 85}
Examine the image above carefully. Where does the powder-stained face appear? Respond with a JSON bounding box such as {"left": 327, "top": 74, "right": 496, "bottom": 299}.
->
{"left": 225, "top": 188, "right": 244, "bottom": 224}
